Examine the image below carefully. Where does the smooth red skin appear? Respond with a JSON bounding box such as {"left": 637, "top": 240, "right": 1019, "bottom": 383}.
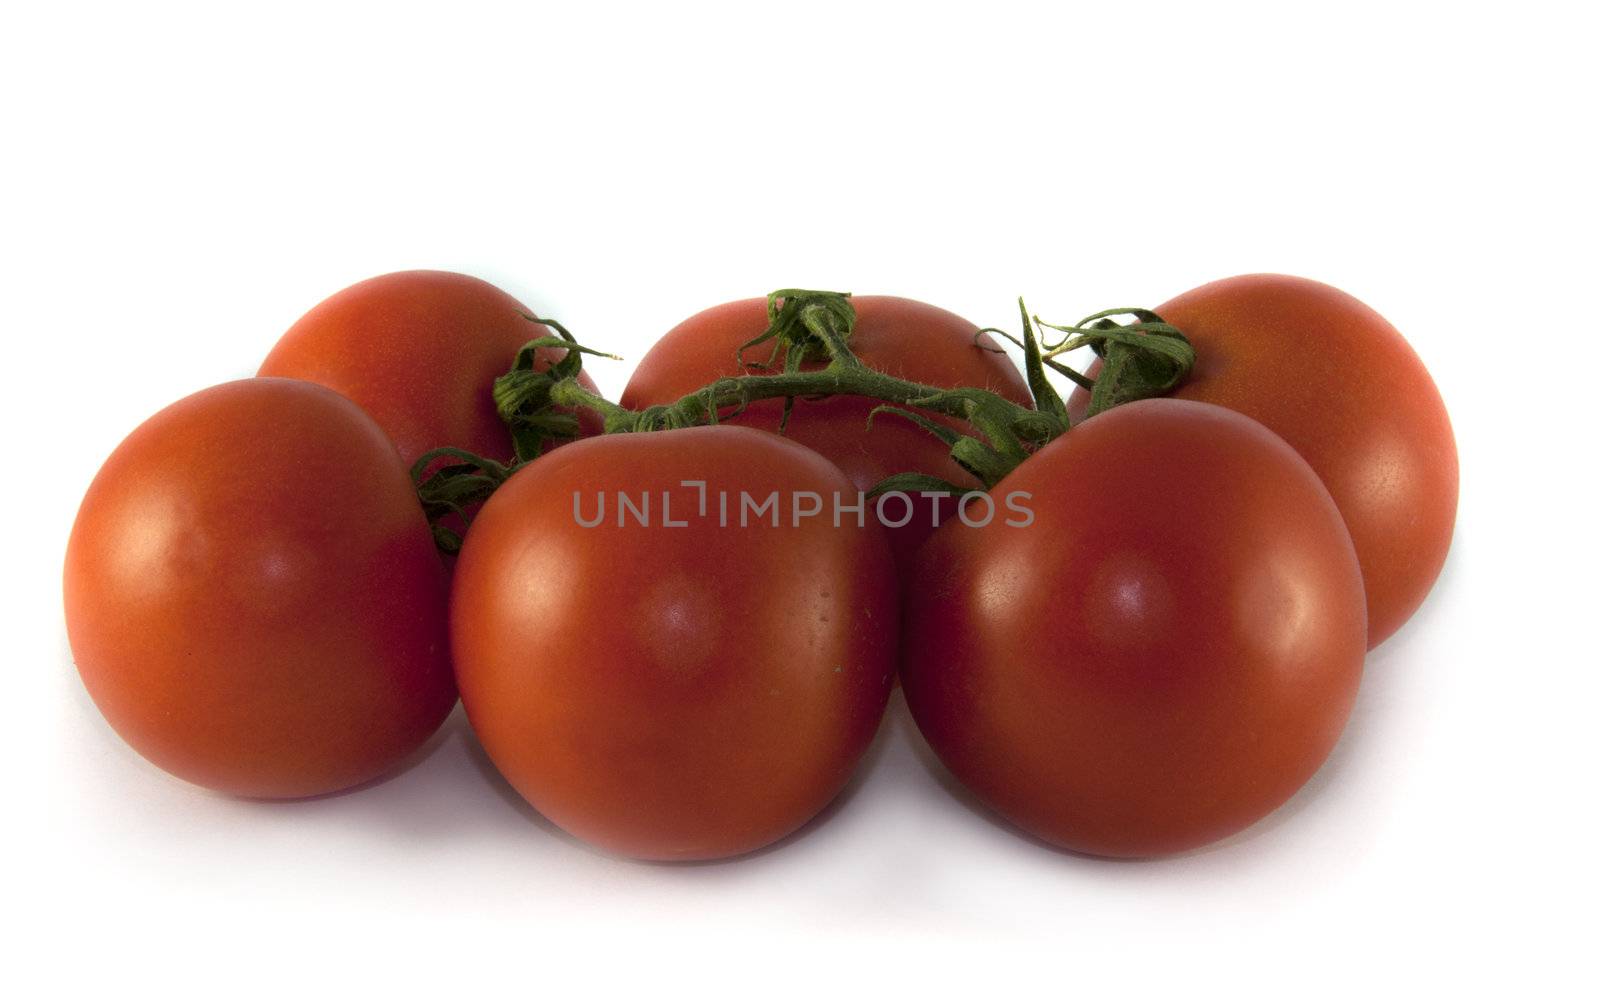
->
{"left": 451, "top": 426, "right": 898, "bottom": 861}
{"left": 63, "top": 379, "right": 455, "bottom": 799}
{"left": 1068, "top": 275, "right": 1457, "bottom": 647}
{"left": 259, "top": 270, "right": 601, "bottom": 470}
{"left": 620, "top": 296, "right": 1033, "bottom": 566}
{"left": 903, "top": 399, "right": 1367, "bottom": 858}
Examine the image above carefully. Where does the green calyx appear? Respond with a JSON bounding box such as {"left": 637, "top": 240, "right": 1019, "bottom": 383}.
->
{"left": 1004, "top": 306, "right": 1194, "bottom": 419}
{"left": 410, "top": 447, "right": 517, "bottom": 554}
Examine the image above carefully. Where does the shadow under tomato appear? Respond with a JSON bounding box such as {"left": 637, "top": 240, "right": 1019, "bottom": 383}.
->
{"left": 460, "top": 697, "right": 899, "bottom": 867}
{"left": 662, "top": 700, "right": 898, "bottom": 869}
{"left": 458, "top": 726, "right": 602, "bottom": 855}
{"left": 893, "top": 697, "right": 1097, "bottom": 861}
{"left": 897, "top": 672, "right": 1387, "bottom": 866}
{"left": 236, "top": 702, "right": 464, "bottom": 806}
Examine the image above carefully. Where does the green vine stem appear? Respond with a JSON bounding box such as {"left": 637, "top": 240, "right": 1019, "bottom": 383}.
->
{"left": 416, "top": 290, "right": 1192, "bottom": 550}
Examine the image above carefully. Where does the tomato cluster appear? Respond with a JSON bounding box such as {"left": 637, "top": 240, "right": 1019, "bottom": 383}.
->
{"left": 64, "top": 271, "right": 1455, "bottom": 860}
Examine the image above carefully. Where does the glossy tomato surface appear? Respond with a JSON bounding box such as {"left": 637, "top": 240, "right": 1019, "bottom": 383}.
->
{"left": 260, "top": 270, "right": 600, "bottom": 470}
{"left": 1069, "top": 274, "right": 1457, "bottom": 647}
{"left": 451, "top": 426, "right": 898, "bottom": 860}
{"left": 64, "top": 378, "right": 454, "bottom": 798}
{"left": 621, "top": 296, "right": 1032, "bottom": 565}
{"left": 903, "top": 399, "right": 1367, "bottom": 858}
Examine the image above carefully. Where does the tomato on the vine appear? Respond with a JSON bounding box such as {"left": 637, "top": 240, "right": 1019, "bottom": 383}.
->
{"left": 621, "top": 296, "right": 1032, "bottom": 564}
{"left": 902, "top": 399, "right": 1367, "bottom": 858}
{"left": 260, "top": 270, "right": 601, "bottom": 471}
{"left": 451, "top": 425, "right": 897, "bottom": 860}
{"left": 64, "top": 378, "right": 455, "bottom": 798}
{"left": 1068, "top": 274, "right": 1456, "bottom": 647}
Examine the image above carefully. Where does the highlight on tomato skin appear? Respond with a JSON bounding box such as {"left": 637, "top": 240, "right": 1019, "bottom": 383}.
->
{"left": 621, "top": 295, "right": 1033, "bottom": 568}
{"left": 259, "top": 270, "right": 604, "bottom": 474}
{"left": 62, "top": 378, "right": 456, "bottom": 799}
{"left": 449, "top": 425, "right": 899, "bottom": 861}
{"left": 1066, "top": 274, "right": 1457, "bottom": 648}
{"left": 901, "top": 398, "right": 1368, "bottom": 859}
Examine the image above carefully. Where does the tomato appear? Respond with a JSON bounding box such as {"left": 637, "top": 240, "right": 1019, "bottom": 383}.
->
{"left": 1068, "top": 274, "right": 1457, "bottom": 647}
{"left": 902, "top": 399, "right": 1367, "bottom": 858}
{"left": 451, "top": 426, "right": 897, "bottom": 860}
{"left": 620, "top": 296, "right": 1032, "bottom": 565}
{"left": 260, "top": 270, "right": 601, "bottom": 470}
{"left": 63, "top": 378, "right": 454, "bottom": 798}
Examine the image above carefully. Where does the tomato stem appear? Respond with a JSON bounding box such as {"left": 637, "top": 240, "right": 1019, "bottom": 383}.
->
{"left": 530, "top": 292, "right": 1072, "bottom": 487}
{"left": 416, "top": 290, "right": 1193, "bottom": 550}
{"left": 521, "top": 291, "right": 1189, "bottom": 473}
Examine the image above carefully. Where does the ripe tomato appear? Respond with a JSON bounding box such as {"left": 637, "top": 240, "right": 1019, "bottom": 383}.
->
{"left": 260, "top": 270, "right": 601, "bottom": 470}
{"left": 1068, "top": 274, "right": 1457, "bottom": 647}
{"left": 620, "top": 296, "right": 1032, "bottom": 565}
{"left": 63, "top": 378, "right": 454, "bottom": 798}
{"left": 451, "top": 426, "right": 897, "bottom": 860}
{"left": 903, "top": 399, "right": 1367, "bottom": 858}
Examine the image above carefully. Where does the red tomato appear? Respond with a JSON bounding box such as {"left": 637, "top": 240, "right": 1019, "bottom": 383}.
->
{"left": 1068, "top": 275, "right": 1457, "bottom": 647}
{"left": 63, "top": 378, "right": 454, "bottom": 798}
{"left": 260, "top": 270, "right": 601, "bottom": 470}
{"left": 903, "top": 399, "right": 1367, "bottom": 858}
{"left": 451, "top": 426, "right": 897, "bottom": 860}
{"left": 620, "top": 296, "right": 1032, "bottom": 565}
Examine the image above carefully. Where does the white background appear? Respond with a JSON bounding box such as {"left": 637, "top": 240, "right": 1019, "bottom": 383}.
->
{"left": 5, "top": 1, "right": 1596, "bottom": 1003}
